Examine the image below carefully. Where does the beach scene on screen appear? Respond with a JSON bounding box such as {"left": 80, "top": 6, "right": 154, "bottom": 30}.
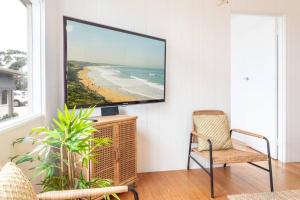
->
{"left": 66, "top": 20, "right": 165, "bottom": 107}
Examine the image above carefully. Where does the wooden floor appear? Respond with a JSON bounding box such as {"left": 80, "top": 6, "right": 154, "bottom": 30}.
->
{"left": 120, "top": 161, "right": 300, "bottom": 200}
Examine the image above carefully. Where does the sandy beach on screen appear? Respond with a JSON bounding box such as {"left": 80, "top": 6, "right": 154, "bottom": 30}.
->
{"left": 78, "top": 67, "right": 136, "bottom": 102}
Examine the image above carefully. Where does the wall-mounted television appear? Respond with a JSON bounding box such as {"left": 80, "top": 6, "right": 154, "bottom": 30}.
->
{"left": 64, "top": 17, "right": 166, "bottom": 108}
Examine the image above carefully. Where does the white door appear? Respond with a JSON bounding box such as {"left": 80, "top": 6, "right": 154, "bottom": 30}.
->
{"left": 231, "top": 14, "right": 278, "bottom": 158}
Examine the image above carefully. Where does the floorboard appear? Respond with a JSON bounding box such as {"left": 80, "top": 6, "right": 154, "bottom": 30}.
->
{"left": 119, "top": 161, "right": 300, "bottom": 199}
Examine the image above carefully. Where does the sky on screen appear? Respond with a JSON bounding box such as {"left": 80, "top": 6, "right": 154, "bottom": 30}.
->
{"left": 67, "top": 20, "right": 165, "bottom": 69}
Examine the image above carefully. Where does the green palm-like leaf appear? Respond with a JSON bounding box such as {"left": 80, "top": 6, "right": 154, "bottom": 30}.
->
{"left": 11, "top": 105, "right": 115, "bottom": 197}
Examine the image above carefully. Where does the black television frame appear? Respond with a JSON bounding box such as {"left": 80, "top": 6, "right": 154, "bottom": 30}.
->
{"left": 63, "top": 16, "right": 167, "bottom": 108}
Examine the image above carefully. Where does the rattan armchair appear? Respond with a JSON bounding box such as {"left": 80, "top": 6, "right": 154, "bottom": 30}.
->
{"left": 37, "top": 186, "right": 139, "bottom": 200}
{"left": 187, "top": 110, "right": 274, "bottom": 198}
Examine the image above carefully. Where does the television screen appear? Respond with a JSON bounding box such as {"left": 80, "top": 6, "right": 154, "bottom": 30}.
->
{"left": 64, "top": 17, "right": 166, "bottom": 108}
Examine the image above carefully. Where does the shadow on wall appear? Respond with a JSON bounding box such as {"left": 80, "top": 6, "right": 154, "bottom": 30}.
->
{"left": 0, "top": 116, "right": 44, "bottom": 192}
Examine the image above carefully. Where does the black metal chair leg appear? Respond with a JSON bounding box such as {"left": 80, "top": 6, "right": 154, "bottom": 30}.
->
{"left": 269, "top": 160, "right": 274, "bottom": 192}
{"left": 223, "top": 163, "right": 227, "bottom": 168}
{"left": 128, "top": 186, "right": 139, "bottom": 200}
{"left": 187, "top": 133, "right": 193, "bottom": 170}
{"left": 264, "top": 137, "right": 274, "bottom": 192}
{"left": 210, "top": 162, "right": 214, "bottom": 198}
{"left": 209, "top": 141, "right": 214, "bottom": 198}
{"left": 188, "top": 133, "right": 215, "bottom": 197}
{"left": 263, "top": 137, "right": 274, "bottom": 192}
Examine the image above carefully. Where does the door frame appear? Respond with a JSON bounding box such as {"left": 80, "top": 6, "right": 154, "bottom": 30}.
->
{"left": 230, "top": 12, "right": 286, "bottom": 161}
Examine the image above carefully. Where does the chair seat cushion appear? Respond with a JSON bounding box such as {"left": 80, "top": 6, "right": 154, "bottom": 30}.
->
{"left": 0, "top": 162, "right": 38, "bottom": 200}
{"left": 193, "top": 114, "right": 233, "bottom": 151}
{"left": 192, "top": 148, "right": 268, "bottom": 164}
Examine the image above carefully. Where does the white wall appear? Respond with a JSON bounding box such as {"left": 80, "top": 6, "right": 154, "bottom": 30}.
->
{"left": 0, "top": 116, "right": 44, "bottom": 167}
{"left": 44, "top": 0, "right": 60, "bottom": 123}
{"left": 56, "top": 0, "right": 300, "bottom": 171}
{"left": 0, "top": 116, "right": 44, "bottom": 188}
{"left": 57, "top": 0, "right": 231, "bottom": 172}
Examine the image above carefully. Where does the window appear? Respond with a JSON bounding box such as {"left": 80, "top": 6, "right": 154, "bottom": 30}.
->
{"left": 0, "top": 0, "right": 42, "bottom": 124}
{"left": 1, "top": 90, "right": 8, "bottom": 105}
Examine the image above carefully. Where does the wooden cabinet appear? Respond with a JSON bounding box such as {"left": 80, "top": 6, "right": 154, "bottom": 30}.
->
{"left": 88, "top": 115, "right": 137, "bottom": 186}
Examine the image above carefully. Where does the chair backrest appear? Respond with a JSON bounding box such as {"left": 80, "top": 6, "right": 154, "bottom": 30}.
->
{"left": 192, "top": 110, "right": 227, "bottom": 143}
{"left": 192, "top": 110, "right": 226, "bottom": 131}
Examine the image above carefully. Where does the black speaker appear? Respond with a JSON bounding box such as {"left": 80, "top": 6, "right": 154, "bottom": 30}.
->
{"left": 101, "top": 106, "right": 119, "bottom": 116}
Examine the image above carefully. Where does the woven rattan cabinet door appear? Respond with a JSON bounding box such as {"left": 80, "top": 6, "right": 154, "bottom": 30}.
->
{"left": 117, "top": 119, "right": 137, "bottom": 185}
{"left": 90, "top": 124, "right": 117, "bottom": 184}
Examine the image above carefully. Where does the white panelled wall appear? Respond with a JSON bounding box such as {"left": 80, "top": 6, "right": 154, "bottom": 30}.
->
{"left": 55, "top": 0, "right": 300, "bottom": 172}
{"left": 57, "top": 0, "right": 231, "bottom": 172}
{"left": 1, "top": 0, "right": 300, "bottom": 177}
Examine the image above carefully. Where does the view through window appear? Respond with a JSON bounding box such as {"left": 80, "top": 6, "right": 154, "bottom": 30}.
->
{"left": 0, "top": 0, "right": 30, "bottom": 122}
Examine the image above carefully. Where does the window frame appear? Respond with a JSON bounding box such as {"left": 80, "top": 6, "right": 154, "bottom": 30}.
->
{"left": 0, "top": 0, "right": 44, "bottom": 132}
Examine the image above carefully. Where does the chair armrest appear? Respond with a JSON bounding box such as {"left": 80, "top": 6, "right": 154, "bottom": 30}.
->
{"left": 230, "top": 129, "right": 265, "bottom": 139}
{"left": 37, "top": 186, "right": 131, "bottom": 200}
{"left": 231, "top": 129, "right": 272, "bottom": 161}
{"left": 192, "top": 131, "right": 211, "bottom": 142}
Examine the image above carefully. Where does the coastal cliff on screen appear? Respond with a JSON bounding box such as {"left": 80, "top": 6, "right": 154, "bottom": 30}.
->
{"left": 65, "top": 18, "right": 166, "bottom": 107}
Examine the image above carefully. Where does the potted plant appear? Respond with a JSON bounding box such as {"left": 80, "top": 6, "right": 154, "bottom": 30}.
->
{"left": 12, "top": 105, "right": 118, "bottom": 199}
